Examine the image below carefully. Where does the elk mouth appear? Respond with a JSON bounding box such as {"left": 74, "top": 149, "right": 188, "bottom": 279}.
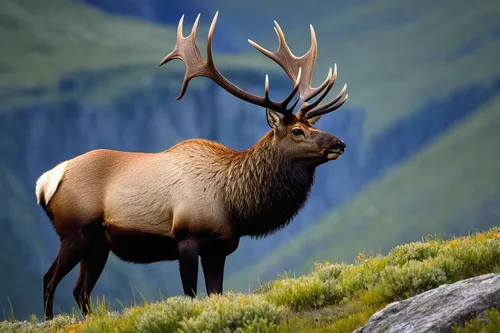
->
{"left": 322, "top": 149, "right": 344, "bottom": 160}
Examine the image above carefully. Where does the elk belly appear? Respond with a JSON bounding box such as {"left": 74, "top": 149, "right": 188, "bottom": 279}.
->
{"left": 104, "top": 224, "right": 179, "bottom": 263}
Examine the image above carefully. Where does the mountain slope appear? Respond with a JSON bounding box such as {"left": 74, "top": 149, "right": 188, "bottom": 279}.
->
{"left": 0, "top": 0, "right": 275, "bottom": 109}
{"left": 227, "top": 93, "right": 500, "bottom": 289}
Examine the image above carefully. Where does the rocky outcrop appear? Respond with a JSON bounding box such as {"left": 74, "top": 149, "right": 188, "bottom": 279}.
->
{"left": 354, "top": 273, "right": 500, "bottom": 333}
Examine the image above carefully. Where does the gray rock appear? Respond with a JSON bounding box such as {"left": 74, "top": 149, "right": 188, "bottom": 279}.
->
{"left": 354, "top": 273, "right": 500, "bottom": 333}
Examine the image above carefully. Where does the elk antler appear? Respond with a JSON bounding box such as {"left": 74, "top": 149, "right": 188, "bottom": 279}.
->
{"left": 160, "top": 12, "right": 347, "bottom": 119}
{"left": 159, "top": 12, "right": 300, "bottom": 117}
{"left": 248, "top": 21, "right": 348, "bottom": 119}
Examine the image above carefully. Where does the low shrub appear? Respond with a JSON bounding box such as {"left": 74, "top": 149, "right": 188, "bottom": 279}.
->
{"left": 264, "top": 275, "right": 344, "bottom": 311}
{"left": 452, "top": 307, "right": 500, "bottom": 333}
{"left": 379, "top": 260, "right": 448, "bottom": 300}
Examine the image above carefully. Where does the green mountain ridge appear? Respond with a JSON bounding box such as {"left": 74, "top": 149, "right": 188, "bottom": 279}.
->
{"left": 0, "top": 0, "right": 277, "bottom": 110}
{"left": 227, "top": 93, "right": 500, "bottom": 290}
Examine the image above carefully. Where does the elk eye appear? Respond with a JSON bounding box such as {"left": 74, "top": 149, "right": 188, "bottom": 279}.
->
{"left": 292, "top": 128, "right": 304, "bottom": 136}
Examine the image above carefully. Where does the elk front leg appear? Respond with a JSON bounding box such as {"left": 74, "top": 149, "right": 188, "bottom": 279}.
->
{"left": 201, "top": 254, "right": 226, "bottom": 295}
{"left": 178, "top": 238, "right": 199, "bottom": 297}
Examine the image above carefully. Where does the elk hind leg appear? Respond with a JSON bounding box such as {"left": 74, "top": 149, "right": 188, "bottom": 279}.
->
{"left": 44, "top": 238, "right": 86, "bottom": 320}
{"left": 73, "top": 242, "right": 109, "bottom": 317}
{"left": 43, "top": 258, "right": 58, "bottom": 318}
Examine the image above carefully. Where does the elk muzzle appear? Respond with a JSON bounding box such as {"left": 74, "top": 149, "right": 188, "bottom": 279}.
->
{"left": 320, "top": 136, "right": 346, "bottom": 160}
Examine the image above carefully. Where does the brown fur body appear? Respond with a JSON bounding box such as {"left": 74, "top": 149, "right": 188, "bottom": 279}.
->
{"left": 46, "top": 131, "right": 316, "bottom": 247}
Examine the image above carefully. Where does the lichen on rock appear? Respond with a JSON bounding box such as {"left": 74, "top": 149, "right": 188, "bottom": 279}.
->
{"left": 354, "top": 273, "right": 500, "bottom": 333}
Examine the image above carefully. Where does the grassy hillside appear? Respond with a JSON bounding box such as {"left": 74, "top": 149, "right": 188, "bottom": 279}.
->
{"left": 210, "top": 0, "right": 500, "bottom": 138}
{"left": 1, "top": 226, "right": 499, "bottom": 332}
{"left": 227, "top": 92, "right": 500, "bottom": 290}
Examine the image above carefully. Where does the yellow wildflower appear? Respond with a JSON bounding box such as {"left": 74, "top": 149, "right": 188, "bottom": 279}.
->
{"left": 64, "top": 322, "right": 84, "bottom": 333}
{"left": 476, "top": 233, "right": 486, "bottom": 241}
{"left": 237, "top": 295, "right": 248, "bottom": 305}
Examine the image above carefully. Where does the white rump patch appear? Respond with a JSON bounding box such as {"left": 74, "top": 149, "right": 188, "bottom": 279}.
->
{"left": 35, "top": 161, "right": 68, "bottom": 205}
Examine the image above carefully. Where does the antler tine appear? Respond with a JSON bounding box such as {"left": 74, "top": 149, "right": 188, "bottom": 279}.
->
{"left": 191, "top": 13, "right": 200, "bottom": 38}
{"left": 304, "top": 86, "right": 348, "bottom": 118}
{"left": 297, "top": 66, "right": 335, "bottom": 115}
{"left": 282, "top": 67, "right": 302, "bottom": 112}
{"left": 310, "top": 93, "right": 349, "bottom": 117}
{"left": 205, "top": 11, "right": 218, "bottom": 67}
{"left": 262, "top": 67, "right": 301, "bottom": 114}
{"left": 177, "top": 14, "right": 185, "bottom": 38}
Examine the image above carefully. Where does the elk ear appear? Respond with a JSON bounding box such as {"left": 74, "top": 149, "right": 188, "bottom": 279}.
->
{"left": 266, "top": 109, "right": 284, "bottom": 129}
{"left": 307, "top": 115, "right": 321, "bottom": 126}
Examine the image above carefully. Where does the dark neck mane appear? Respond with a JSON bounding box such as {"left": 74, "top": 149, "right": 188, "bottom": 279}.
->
{"left": 221, "top": 132, "right": 315, "bottom": 238}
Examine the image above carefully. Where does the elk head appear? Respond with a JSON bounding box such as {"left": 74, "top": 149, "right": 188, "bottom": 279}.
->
{"left": 159, "top": 12, "right": 348, "bottom": 167}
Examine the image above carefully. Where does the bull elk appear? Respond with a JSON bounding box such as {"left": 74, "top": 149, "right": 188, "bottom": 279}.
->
{"left": 36, "top": 11, "right": 348, "bottom": 320}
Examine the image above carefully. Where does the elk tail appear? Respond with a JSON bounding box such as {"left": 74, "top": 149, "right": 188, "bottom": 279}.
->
{"left": 35, "top": 161, "right": 68, "bottom": 207}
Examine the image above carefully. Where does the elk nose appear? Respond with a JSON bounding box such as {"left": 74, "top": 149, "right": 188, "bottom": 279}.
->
{"left": 336, "top": 139, "right": 346, "bottom": 151}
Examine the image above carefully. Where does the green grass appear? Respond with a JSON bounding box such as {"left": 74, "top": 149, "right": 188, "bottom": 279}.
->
{"left": 227, "top": 90, "right": 500, "bottom": 290}
{"left": 1, "top": 226, "right": 499, "bottom": 332}
{"left": 211, "top": 0, "right": 500, "bottom": 138}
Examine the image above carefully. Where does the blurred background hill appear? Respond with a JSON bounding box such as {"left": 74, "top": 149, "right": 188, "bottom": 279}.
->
{"left": 1, "top": 0, "right": 499, "bottom": 320}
